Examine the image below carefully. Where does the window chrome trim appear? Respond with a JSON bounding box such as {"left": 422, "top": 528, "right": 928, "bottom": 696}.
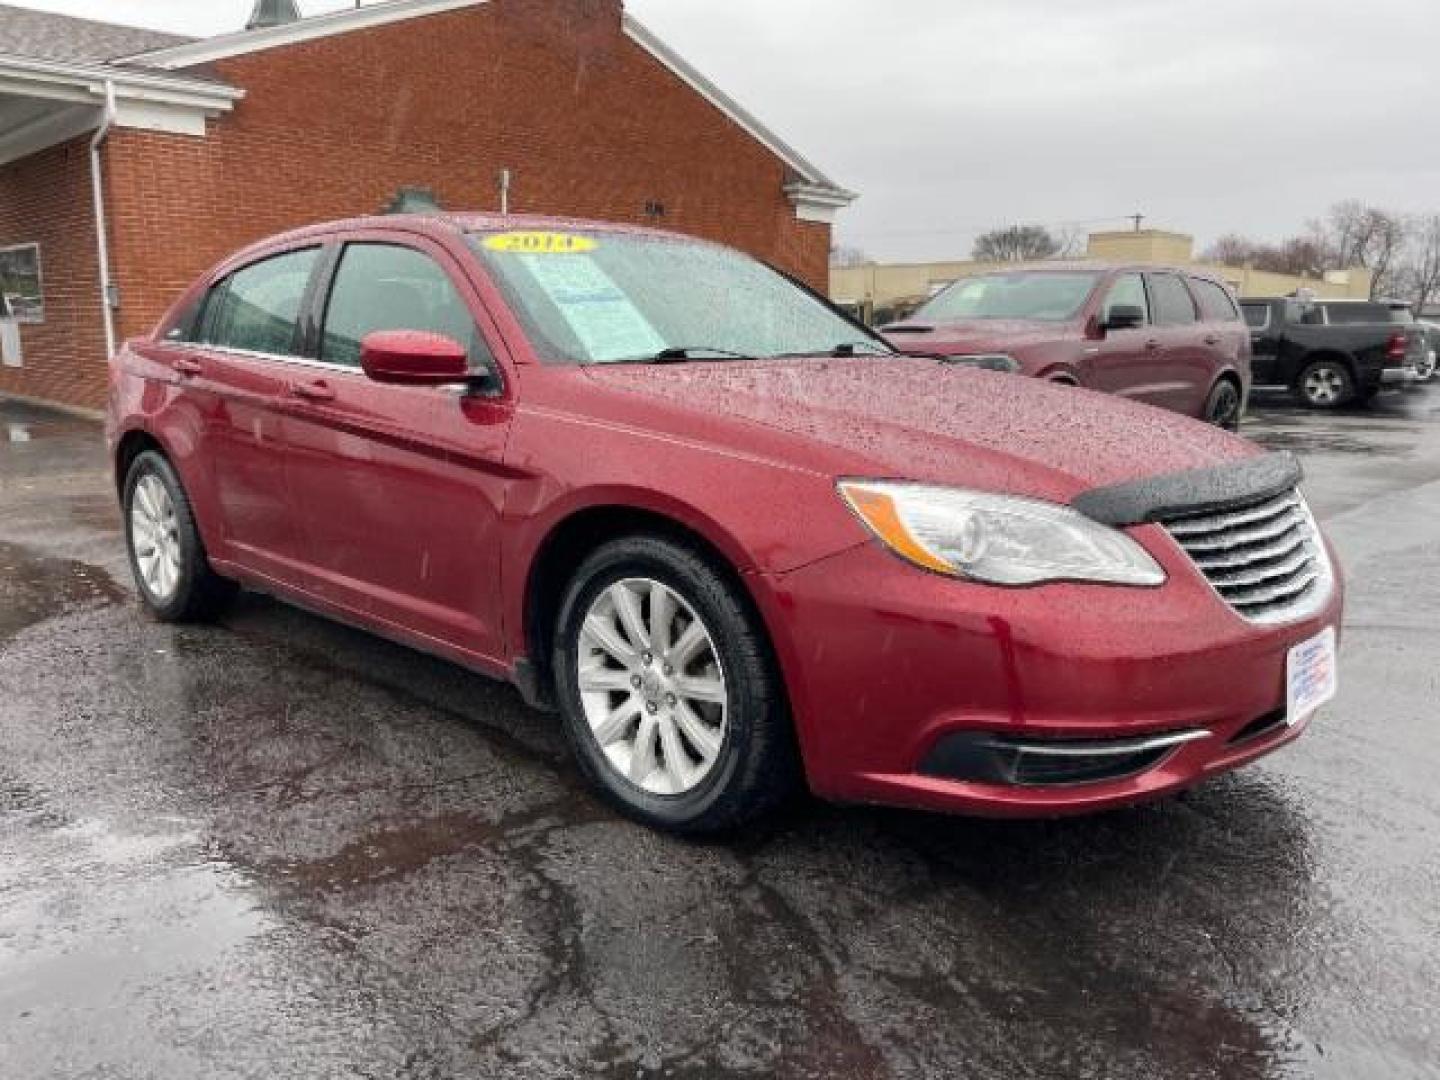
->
{"left": 196, "top": 343, "right": 365, "bottom": 376}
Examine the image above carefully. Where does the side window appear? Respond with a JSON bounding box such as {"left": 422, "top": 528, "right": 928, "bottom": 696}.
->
{"left": 321, "top": 243, "right": 490, "bottom": 369}
{"left": 1242, "top": 304, "right": 1270, "bottom": 330}
{"left": 205, "top": 248, "right": 320, "bottom": 356}
{"left": 1192, "top": 279, "right": 1241, "bottom": 323}
{"left": 1147, "top": 274, "right": 1198, "bottom": 326}
{"left": 1101, "top": 273, "right": 1149, "bottom": 326}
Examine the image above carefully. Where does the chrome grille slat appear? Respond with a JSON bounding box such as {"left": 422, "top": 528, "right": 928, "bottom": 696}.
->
{"left": 1161, "top": 488, "right": 1332, "bottom": 626}
{"left": 1225, "top": 569, "right": 1321, "bottom": 608}
{"left": 1204, "top": 546, "right": 1315, "bottom": 590}
{"left": 1166, "top": 495, "right": 1301, "bottom": 537}
{"left": 1176, "top": 509, "right": 1307, "bottom": 553}
{"left": 1189, "top": 532, "right": 1307, "bottom": 572}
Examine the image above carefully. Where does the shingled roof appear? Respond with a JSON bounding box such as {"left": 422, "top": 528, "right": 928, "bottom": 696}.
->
{"left": 0, "top": 3, "right": 193, "bottom": 64}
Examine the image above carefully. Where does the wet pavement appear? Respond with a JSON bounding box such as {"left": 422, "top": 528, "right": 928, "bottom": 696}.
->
{"left": 1, "top": 390, "right": 1438, "bottom": 1079}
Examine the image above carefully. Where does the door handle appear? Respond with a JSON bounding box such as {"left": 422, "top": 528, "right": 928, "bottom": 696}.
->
{"left": 1205, "top": 334, "right": 1222, "bottom": 346}
{"left": 290, "top": 380, "right": 336, "bottom": 403}
{"left": 1145, "top": 339, "right": 1162, "bottom": 352}
{"left": 172, "top": 358, "right": 203, "bottom": 377}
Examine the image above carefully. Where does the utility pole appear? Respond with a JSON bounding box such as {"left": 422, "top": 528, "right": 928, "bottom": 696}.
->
{"left": 1129, "top": 213, "right": 1145, "bottom": 233}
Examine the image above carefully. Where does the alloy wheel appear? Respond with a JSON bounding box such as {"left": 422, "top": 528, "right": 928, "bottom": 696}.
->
{"left": 577, "top": 578, "right": 728, "bottom": 797}
{"left": 130, "top": 474, "right": 183, "bottom": 602}
{"left": 1303, "top": 367, "right": 1345, "bottom": 406}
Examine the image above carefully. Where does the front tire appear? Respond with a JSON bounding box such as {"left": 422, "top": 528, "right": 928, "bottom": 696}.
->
{"left": 1295, "top": 359, "right": 1354, "bottom": 409}
{"left": 123, "top": 451, "right": 237, "bottom": 622}
{"left": 552, "top": 535, "right": 797, "bottom": 834}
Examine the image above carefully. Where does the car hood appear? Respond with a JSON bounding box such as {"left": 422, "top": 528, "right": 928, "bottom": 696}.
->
{"left": 882, "top": 319, "right": 1077, "bottom": 355}
{"left": 582, "top": 359, "right": 1257, "bottom": 502}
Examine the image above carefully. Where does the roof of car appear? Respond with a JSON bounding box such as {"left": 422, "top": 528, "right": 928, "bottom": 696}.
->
{"left": 207, "top": 211, "right": 729, "bottom": 278}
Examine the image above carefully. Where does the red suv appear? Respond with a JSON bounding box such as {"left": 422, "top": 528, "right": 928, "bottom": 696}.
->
{"left": 883, "top": 265, "right": 1253, "bottom": 429}
{"left": 107, "top": 215, "right": 1340, "bottom": 833}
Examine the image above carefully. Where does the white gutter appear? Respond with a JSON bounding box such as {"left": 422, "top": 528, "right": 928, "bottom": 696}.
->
{"left": 89, "top": 80, "right": 117, "bottom": 362}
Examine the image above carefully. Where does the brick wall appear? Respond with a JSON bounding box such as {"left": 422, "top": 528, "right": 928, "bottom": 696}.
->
{"left": 5, "top": 0, "right": 837, "bottom": 410}
{"left": 107, "top": 0, "right": 833, "bottom": 351}
{"left": 0, "top": 136, "right": 108, "bottom": 411}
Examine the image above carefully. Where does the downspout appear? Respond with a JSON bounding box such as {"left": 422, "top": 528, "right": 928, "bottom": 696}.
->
{"left": 89, "top": 80, "right": 117, "bottom": 361}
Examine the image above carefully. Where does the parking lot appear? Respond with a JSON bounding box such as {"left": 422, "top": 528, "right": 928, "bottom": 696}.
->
{"left": 1, "top": 387, "right": 1437, "bottom": 1079}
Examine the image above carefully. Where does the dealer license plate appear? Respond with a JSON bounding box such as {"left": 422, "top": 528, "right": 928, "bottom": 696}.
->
{"left": 1287, "top": 626, "right": 1338, "bottom": 726}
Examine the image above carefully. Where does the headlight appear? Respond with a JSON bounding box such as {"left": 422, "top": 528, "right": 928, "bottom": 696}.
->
{"left": 838, "top": 480, "right": 1166, "bottom": 587}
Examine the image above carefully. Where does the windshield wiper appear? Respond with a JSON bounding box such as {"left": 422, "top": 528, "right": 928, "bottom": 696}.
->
{"left": 767, "top": 341, "right": 893, "bottom": 360}
{"left": 606, "top": 346, "right": 754, "bottom": 365}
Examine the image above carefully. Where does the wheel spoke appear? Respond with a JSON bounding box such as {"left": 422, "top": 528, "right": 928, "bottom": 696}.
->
{"left": 649, "top": 582, "right": 675, "bottom": 654}
{"left": 579, "top": 665, "right": 636, "bottom": 694}
{"left": 610, "top": 582, "right": 650, "bottom": 651}
{"left": 669, "top": 620, "right": 707, "bottom": 669}
{"left": 657, "top": 716, "right": 692, "bottom": 793}
{"left": 674, "top": 701, "right": 722, "bottom": 766}
{"left": 675, "top": 675, "right": 725, "bottom": 706}
{"left": 593, "top": 697, "right": 641, "bottom": 746}
{"left": 629, "top": 713, "right": 660, "bottom": 784}
{"left": 582, "top": 613, "right": 637, "bottom": 667}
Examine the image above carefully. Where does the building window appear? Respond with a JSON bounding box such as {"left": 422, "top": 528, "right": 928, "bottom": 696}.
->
{"left": 0, "top": 244, "right": 44, "bottom": 324}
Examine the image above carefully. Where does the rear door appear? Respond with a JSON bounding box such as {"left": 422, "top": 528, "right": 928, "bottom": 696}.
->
{"left": 157, "top": 245, "right": 322, "bottom": 578}
{"left": 278, "top": 232, "right": 515, "bottom": 666}
{"left": 1189, "top": 276, "right": 1249, "bottom": 387}
{"left": 1242, "top": 302, "right": 1282, "bottom": 384}
{"left": 1142, "top": 272, "right": 1208, "bottom": 414}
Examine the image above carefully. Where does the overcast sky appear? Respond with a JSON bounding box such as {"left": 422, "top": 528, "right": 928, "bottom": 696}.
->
{"left": 16, "top": 0, "right": 1440, "bottom": 261}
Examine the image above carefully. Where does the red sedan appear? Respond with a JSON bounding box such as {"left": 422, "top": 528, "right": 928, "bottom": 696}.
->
{"left": 107, "top": 214, "right": 1343, "bottom": 833}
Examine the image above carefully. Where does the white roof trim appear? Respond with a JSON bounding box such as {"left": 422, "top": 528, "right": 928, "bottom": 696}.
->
{"left": 124, "top": 0, "right": 489, "bottom": 70}
{"left": 622, "top": 13, "right": 852, "bottom": 200}
{"left": 0, "top": 53, "right": 243, "bottom": 111}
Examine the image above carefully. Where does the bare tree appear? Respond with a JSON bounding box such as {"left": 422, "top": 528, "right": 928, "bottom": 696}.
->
{"left": 1315, "top": 201, "right": 1410, "bottom": 297}
{"left": 1395, "top": 214, "right": 1440, "bottom": 316}
{"left": 1201, "top": 234, "right": 1327, "bottom": 276}
{"left": 1200, "top": 234, "right": 1260, "bottom": 266}
{"left": 972, "top": 225, "right": 1062, "bottom": 262}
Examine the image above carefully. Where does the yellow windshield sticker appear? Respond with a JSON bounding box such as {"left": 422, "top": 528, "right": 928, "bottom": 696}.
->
{"left": 483, "top": 231, "right": 597, "bottom": 255}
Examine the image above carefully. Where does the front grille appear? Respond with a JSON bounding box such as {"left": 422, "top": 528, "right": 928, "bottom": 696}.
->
{"left": 1162, "top": 488, "right": 1333, "bottom": 625}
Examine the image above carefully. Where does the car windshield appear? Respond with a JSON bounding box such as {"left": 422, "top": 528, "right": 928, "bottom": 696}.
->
{"left": 916, "top": 272, "right": 1101, "bottom": 323}
{"left": 468, "top": 229, "right": 890, "bottom": 365}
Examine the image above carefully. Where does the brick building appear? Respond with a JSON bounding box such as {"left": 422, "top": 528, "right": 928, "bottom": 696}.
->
{"left": 0, "top": 0, "right": 855, "bottom": 411}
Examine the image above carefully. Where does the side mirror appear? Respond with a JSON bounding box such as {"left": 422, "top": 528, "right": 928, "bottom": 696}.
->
{"left": 1101, "top": 305, "right": 1146, "bottom": 332}
{"left": 360, "top": 330, "right": 470, "bottom": 386}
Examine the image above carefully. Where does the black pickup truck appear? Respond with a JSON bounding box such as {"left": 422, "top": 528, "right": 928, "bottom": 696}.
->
{"left": 1239, "top": 297, "right": 1421, "bottom": 408}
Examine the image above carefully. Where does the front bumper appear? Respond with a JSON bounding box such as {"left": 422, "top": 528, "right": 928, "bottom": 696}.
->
{"left": 759, "top": 529, "right": 1343, "bottom": 818}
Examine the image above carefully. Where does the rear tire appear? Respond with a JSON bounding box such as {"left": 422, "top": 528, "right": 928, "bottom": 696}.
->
{"left": 123, "top": 451, "right": 237, "bottom": 622}
{"left": 552, "top": 535, "right": 797, "bottom": 834}
{"left": 1203, "top": 378, "right": 1244, "bottom": 431}
{"left": 1294, "top": 359, "right": 1354, "bottom": 409}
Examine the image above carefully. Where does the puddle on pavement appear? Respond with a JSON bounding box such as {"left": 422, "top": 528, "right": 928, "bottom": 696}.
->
{"left": 1248, "top": 429, "right": 1390, "bottom": 456}
{"left": 0, "top": 541, "right": 124, "bottom": 642}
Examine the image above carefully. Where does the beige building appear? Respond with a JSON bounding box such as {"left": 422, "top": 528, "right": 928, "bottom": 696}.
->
{"left": 833, "top": 229, "right": 1373, "bottom": 324}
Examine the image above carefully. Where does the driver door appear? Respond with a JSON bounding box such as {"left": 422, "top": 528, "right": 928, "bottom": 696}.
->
{"left": 1085, "top": 272, "right": 1158, "bottom": 399}
{"left": 278, "top": 233, "right": 515, "bottom": 667}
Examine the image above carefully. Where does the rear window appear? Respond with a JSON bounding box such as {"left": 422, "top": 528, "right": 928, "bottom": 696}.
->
{"left": 201, "top": 247, "right": 320, "bottom": 356}
{"left": 1242, "top": 304, "right": 1270, "bottom": 330}
{"left": 1191, "top": 278, "right": 1242, "bottom": 323}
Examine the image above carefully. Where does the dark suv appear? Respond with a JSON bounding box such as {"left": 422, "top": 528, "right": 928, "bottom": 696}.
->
{"left": 1240, "top": 298, "right": 1421, "bottom": 407}
{"left": 882, "top": 266, "right": 1252, "bottom": 429}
